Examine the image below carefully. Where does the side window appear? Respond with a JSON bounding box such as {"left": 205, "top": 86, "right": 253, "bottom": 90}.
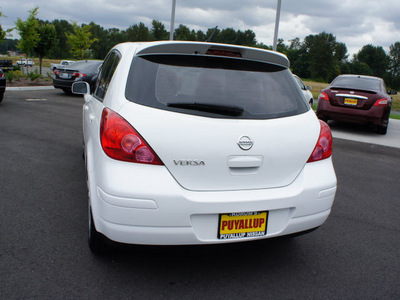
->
{"left": 295, "top": 76, "right": 306, "bottom": 90}
{"left": 94, "top": 51, "right": 121, "bottom": 101}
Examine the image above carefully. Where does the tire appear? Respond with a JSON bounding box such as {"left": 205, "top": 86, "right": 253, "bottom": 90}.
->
{"left": 0, "top": 92, "right": 4, "bottom": 103}
{"left": 309, "top": 98, "right": 313, "bottom": 107}
{"left": 88, "top": 205, "right": 110, "bottom": 255}
{"left": 317, "top": 114, "right": 329, "bottom": 123}
{"left": 62, "top": 88, "right": 72, "bottom": 95}
{"left": 376, "top": 124, "right": 388, "bottom": 135}
{"left": 376, "top": 117, "right": 389, "bottom": 135}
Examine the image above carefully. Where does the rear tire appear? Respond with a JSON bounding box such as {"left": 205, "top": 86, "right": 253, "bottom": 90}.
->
{"left": 62, "top": 88, "right": 72, "bottom": 95}
{"left": 88, "top": 205, "right": 110, "bottom": 255}
{"left": 376, "top": 124, "right": 388, "bottom": 135}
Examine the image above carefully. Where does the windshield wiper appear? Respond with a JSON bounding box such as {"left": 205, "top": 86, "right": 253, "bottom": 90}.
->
{"left": 167, "top": 102, "right": 244, "bottom": 116}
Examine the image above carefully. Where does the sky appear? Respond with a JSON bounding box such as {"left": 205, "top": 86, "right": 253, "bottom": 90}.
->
{"left": 1, "top": 0, "right": 400, "bottom": 57}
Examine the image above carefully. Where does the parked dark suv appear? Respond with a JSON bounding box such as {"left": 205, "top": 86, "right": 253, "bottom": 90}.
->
{"left": 316, "top": 75, "right": 397, "bottom": 134}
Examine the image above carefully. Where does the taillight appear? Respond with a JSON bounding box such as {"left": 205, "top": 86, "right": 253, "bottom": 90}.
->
{"left": 54, "top": 70, "right": 60, "bottom": 75}
{"left": 0, "top": 72, "right": 4, "bottom": 78}
{"left": 307, "top": 120, "right": 333, "bottom": 163}
{"left": 100, "top": 108, "right": 163, "bottom": 165}
{"left": 206, "top": 49, "right": 242, "bottom": 58}
{"left": 73, "top": 72, "right": 86, "bottom": 78}
{"left": 318, "top": 92, "right": 329, "bottom": 101}
{"left": 373, "top": 98, "right": 389, "bottom": 107}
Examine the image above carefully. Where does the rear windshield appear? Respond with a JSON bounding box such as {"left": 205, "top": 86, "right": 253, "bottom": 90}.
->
{"left": 66, "top": 61, "right": 102, "bottom": 72}
{"left": 125, "top": 55, "right": 308, "bottom": 119}
{"left": 331, "top": 76, "right": 381, "bottom": 92}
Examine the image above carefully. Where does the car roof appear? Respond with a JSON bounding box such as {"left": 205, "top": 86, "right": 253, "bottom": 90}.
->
{"left": 113, "top": 41, "right": 290, "bottom": 68}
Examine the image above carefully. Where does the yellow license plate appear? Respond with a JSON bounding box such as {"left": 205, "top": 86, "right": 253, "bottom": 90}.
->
{"left": 218, "top": 211, "right": 268, "bottom": 239}
{"left": 344, "top": 98, "right": 357, "bottom": 105}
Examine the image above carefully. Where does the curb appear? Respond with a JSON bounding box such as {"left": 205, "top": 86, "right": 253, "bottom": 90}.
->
{"left": 6, "top": 86, "right": 55, "bottom": 91}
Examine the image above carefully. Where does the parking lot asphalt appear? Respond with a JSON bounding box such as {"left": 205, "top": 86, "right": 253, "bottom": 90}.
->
{"left": 1, "top": 89, "right": 400, "bottom": 299}
{"left": 5, "top": 87, "right": 400, "bottom": 149}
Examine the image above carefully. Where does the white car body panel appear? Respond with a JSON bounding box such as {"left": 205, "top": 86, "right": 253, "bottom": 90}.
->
{"left": 81, "top": 42, "right": 337, "bottom": 246}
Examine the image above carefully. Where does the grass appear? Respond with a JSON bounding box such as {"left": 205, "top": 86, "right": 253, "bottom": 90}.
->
{"left": 303, "top": 79, "right": 400, "bottom": 112}
{"left": 7, "top": 56, "right": 76, "bottom": 68}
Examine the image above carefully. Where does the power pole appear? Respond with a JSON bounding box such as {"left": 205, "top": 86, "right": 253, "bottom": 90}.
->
{"left": 170, "top": 0, "right": 176, "bottom": 40}
{"left": 273, "top": 0, "right": 282, "bottom": 51}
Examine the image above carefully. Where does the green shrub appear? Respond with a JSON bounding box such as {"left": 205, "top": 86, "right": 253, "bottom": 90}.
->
{"left": 5, "top": 70, "right": 23, "bottom": 83}
{"left": 28, "top": 70, "right": 41, "bottom": 82}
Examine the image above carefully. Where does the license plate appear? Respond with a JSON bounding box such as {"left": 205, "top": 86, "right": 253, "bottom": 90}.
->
{"left": 60, "top": 72, "right": 71, "bottom": 79}
{"left": 218, "top": 211, "right": 268, "bottom": 239}
{"left": 344, "top": 98, "right": 357, "bottom": 105}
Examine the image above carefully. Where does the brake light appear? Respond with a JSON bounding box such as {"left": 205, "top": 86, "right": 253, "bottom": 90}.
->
{"left": 0, "top": 72, "right": 3, "bottom": 78}
{"left": 100, "top": 108, "right": 163, "bottom": 165}
{"left": 318, "top": 92, "right": 329, "bottom": 101}
{"left": 73, "top": 72, "right": 86, "bottom": 78}
{"left": 307, "top": 120, "right": 332, "bottom": 163}
{"left": 54, "top": 70, "right": 60, "bottom": 75}
{"left": 373, "top": 98, "right": 389, "bottom": 107}
{"left": 206, "top": 49, "right": 242, "bottom": 58}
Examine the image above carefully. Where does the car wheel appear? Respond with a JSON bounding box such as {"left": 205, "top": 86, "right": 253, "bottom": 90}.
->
{"left": 309, "top": 99, "right": 313, "bottom": 107}
{"left": 317, "top": 114, "right": 329, "bottom": 123}
{"left": 62, "top": 88, "right": 72, "bottom": 95}
{"left": 88, "top": 204, "right": 110, "bottom": 255}
{"left": 376, "top": 123, "right": 388, "bottom": 135}
{"left": 0, "top": 92, "right": 4, "bottom": 103}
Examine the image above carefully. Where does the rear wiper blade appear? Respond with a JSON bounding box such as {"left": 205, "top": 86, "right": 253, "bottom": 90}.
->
{"left": 167, "top": 102, "right": 244, "bottom": 116}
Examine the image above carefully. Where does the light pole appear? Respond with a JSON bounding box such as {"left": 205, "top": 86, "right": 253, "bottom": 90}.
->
{"left": 273, "top": 0, "right": 282, "bottom": 51}
{"left": 170, "top": 0, "right": 176, "bottom": 40}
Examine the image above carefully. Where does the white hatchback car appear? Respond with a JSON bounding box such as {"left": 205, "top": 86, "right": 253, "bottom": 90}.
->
{"left": 294, "top": 75, "right": 314, "bottom": 107}
{"left": 73, "top": 41, "right": 336, "bottom": 254}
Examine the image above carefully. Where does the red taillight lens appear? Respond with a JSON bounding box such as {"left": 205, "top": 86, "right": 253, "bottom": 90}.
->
{"left": 307, "top": 120, "right": 333, "bottom": 163}
{"left": 73, "top": 72, "right": 86, "bottom": 78}
{"left": 100, "top": 108, "right": 163, "bottom": 165}
{"left": 54, "top": 70, "right": 60, "bottom": 75}
{"left": 318, "top": 92, "right": 329, "bottom": 101}
{"left": 206, "top": 49, "right": 242, "bottom": 58}
{"left": 373, "top": 98, "right": 389, "bottom": 107}
{"left": 0, "top": 73, "right": 4, "bottom": 78}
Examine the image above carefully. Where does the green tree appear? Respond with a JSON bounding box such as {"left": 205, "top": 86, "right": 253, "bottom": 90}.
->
{"left": 174, "top": 24, "right": 196, "bottom": 41}
{"left": 125, "top": 22, "right": 152, "bottom": 42}
{"left": 0, "top": 10, "right": 11, "bottom": 44}
{"left": 15, "top": 7, "right": 40, "bottom": 57}
{"left": 354, "top": 44, "right": 389, "bottom": 78}
{"left": 66, "top": 21, "right": 98, "bottom": 59}
{"left": 34, "top": 21, "right": 56, "bottom": 74}
{"left": 388, "top": 42, "right": 400, "bottom": 90}
{"left": 49, "top": 19, "right": 73, "bottom": 58}
{"left": 151, "top": 20, "right": 168, "bottom": 40}
{"left": 302, "top": 32, "right": 346, "bottom": 82}
{"left": 237, "top": 29, "right": 257, "bottom": 47}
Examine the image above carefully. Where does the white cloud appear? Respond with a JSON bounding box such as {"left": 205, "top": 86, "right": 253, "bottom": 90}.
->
{"left": 1, "top": 0, "right": 400, "bottom": 57}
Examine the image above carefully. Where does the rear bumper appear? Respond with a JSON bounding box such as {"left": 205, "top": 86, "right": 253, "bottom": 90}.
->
{"left": 316, "top": 100, "right": 390, "bottom": 125}
{"left": 88, "top": 152, "right": 337, "bottom": 245}
{"left": 53, "top": 78, "right": 74, "bottom": 90}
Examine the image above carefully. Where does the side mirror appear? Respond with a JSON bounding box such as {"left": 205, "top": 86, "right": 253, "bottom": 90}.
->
{"left": 307, "top": 86, "right": 312, "bottom": 91}
{"left": 72, "top": 81, "right": 90, "bottom": 95}
{"left": 389, "top": 90, "right": 397, "bottom": 95}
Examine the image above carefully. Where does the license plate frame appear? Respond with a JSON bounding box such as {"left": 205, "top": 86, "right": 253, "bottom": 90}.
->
{"left": 344, "top": 98, "right": 358, "bottom": 106}
{"left": 218, "top": 211, "right": 268, "bottom": 240}
{"left": 60, "top": 72, "right": 71, "bottom": 79}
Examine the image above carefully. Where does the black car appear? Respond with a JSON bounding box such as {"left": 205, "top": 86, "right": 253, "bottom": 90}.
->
{"left": 0, "top": 69, "right": 6, "bottom": 103}
{"left": 53, "top": 60, "right": 102, "bottom": 94}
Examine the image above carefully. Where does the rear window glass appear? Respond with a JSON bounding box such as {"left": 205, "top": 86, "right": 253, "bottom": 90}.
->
{"left": 331, "top": 76, "right": 382, "bottom": 92}
{"left": 125, "top": 55, "right": 308, "bottom": 119}
{"left": 66, "top": 61, "right": 102, "bottom": 72}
